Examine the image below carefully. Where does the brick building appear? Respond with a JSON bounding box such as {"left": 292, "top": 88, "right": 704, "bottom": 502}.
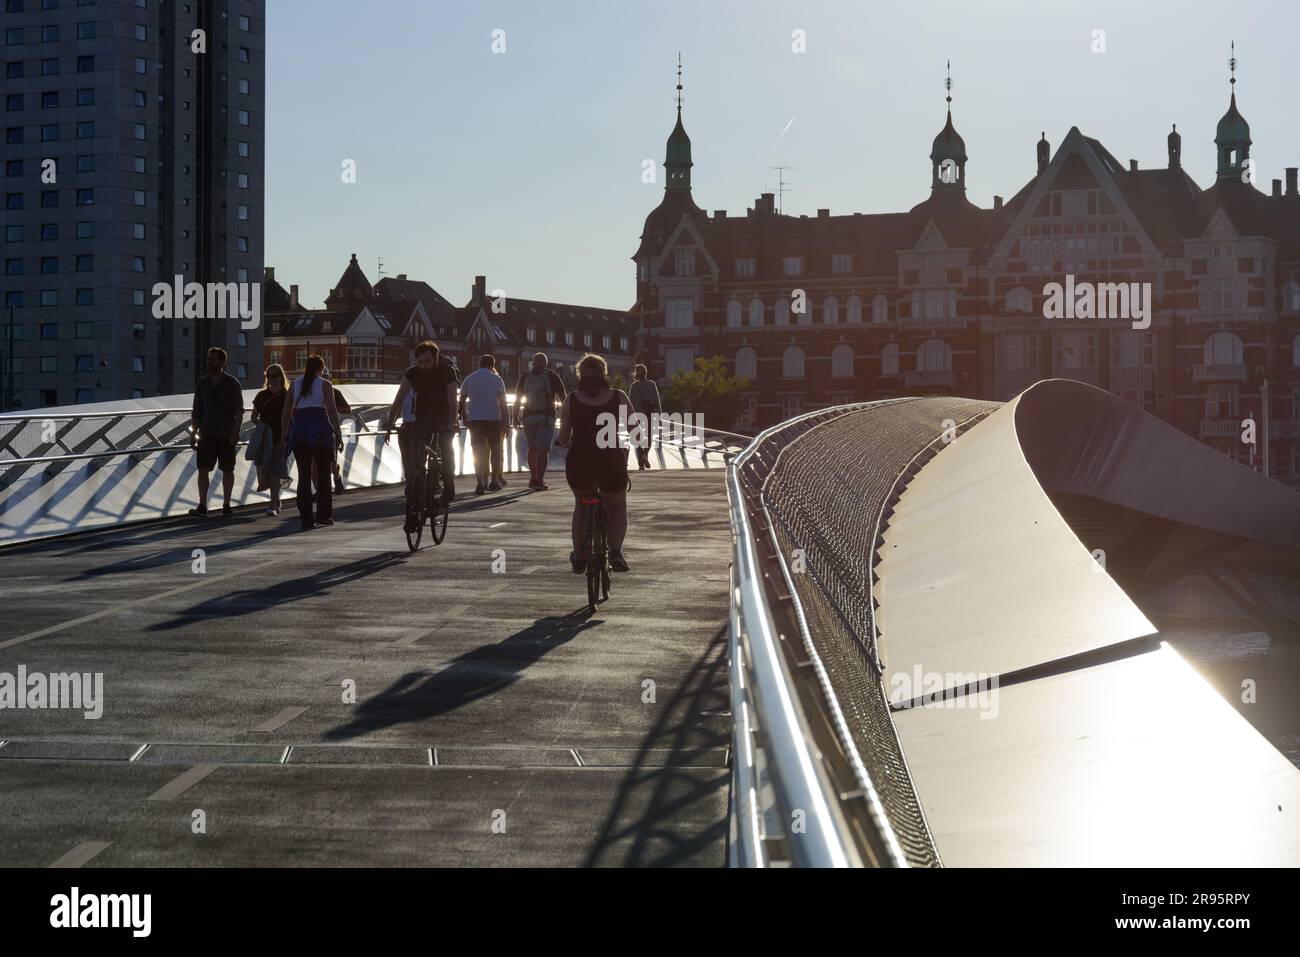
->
{"left": 633, "top": 63, "right": 1300, "bottom": 485}
{"left": 262, "top": 256, "right": 634, "bottom": 389}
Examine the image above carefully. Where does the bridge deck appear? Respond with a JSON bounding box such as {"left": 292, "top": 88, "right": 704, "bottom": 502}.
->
{"left": 0, "top": 472, "right": 731, "bottom": 867}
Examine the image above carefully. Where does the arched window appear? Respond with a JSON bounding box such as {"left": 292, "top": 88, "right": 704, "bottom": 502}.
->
{"left": 822, "top": 295, "right": 839, "bottom": 324}
{"left": 847, "top": 295, "right": 862, "bottom": 324}
{"left": 831, "top": 343, "right": 854, "bottom": 377}
{"left": 1293, "top": 333, "right": 1300, "bottom": 367}
{"left": 796, "top": 298, "right": 812, "bottom": 326}
{"left": 748, "top": 298, "right": 764, "bottom": 327}
{"left": 734, "top": 346, "right": 758, "bottom": 380}
{"left": 782, "top": 345, "right": 805, "bottom": 378}
{"left": 881, "top": 343, "right": 900, "bottom": 376}
{"left": 726, "top": 300, "right": 742, "bottom": 327}
{"left": 1203, "top": 331, "right": 1243, "bottom": 366}
{"left": 917, "top": 338, "right": 953, "bottom": 371}
{"left": 1006, "top": 287, "right": 1032, "bottom": 314}
{"left": 872, "top": 294, "right": 888, "bottom": 324}
{"left": 775, "top": 298, "right": 790, "bottom": 326}
{"left": 1285, "top": 280, "right": 1300, "bottom": 312}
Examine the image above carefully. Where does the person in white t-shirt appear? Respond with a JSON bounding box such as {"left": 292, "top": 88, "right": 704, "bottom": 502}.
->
{"left": 458, "top": 354, "right": 510, "bottom": 494}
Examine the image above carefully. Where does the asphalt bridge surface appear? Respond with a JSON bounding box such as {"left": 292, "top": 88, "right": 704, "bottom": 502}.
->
{"left": 0, "top": 471, "right": 731, "bottom": 867}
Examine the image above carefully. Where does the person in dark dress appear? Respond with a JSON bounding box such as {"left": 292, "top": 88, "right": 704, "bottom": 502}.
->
{"left": 555, "top": 353, "right": 633, "bottom": 573}
{"left": 251, "top": 363, "right": 289, "bottom": 515}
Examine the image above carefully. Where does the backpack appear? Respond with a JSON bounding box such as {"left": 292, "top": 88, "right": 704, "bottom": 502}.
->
{"left": 523, "top": 370, "right": 552, "bottom": 414}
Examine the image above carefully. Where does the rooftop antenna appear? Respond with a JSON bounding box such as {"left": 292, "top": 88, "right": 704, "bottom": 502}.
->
{"left": 1229, "top": 40, "right": 1237, "bottom": 95}
{"left": 377, "top": 257, "right": 386, "bottom": 280}
{"left": 945, "top": 59, "right": 953, "bottom": 112}
{"left": 767, "top": 166, "right": 798, "bottom": 214}
{"left": 676, "top": 52, "right": 683, "bottom": 113}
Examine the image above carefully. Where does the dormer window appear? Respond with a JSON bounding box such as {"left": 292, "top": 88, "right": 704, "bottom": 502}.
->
{"left": 675, "top": 248, "right": 695, "bottom": 277}
{"left": 526, "top": 326, "right": 536, "bottom": 343}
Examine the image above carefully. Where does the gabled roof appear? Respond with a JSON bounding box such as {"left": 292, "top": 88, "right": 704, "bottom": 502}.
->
{"left": 326, "top": 254, "right": 374, "bottom": 307}
{"left": 373, "top": 276, "right": 457, "bottom": 325}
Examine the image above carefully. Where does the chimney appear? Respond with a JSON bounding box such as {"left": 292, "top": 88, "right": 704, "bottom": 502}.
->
{"left": 397, "top": 273, "right": 408, "bottom": 280}
{"left": 265, "top": 266, "right": 276, "bottom": 282}
{"left": 472, "top": 275, "right": 486, "bottom": 305}
{"left": 713, "top": 210, "right": 726, "bottom": 220}
{"left": 759, "top": 192, "right": 776, "bottom": 215}
{"left": 1129, "top": 159, "right": 1139, "bottom": 171}
{"left": 817, "top": 208, "right": 830, "bottom": 218}
{"left": 1273, "top": 179, "right": 1283, "bottom": 198}
{"left": 289, "top": 285, "right": 299, "bottom": 309}
{"left": 1036, "top": 132, "right": 1050, "bottom": 175}
{"left": 993, "top": 195, "right": 1003, "bottom": 210}
{"left": 1287, "top": 168, "right": 1298, "bottom": 197}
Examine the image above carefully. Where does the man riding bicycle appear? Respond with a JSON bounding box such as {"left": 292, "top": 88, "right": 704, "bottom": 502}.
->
{"left": 382, "top": 340, "right": 460, "bottom": 534}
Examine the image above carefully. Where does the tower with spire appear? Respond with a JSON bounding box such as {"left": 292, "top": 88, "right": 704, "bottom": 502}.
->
{"left": 930, "top": 61, "right": 968, "bottom": 192}
{"left": 664, "top": 53, "right": 693, "bottom": 192}
{"left": 1215, "top": 42, "right": 1252, "bottom": 179}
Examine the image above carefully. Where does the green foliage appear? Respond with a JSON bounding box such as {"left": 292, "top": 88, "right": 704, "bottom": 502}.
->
{"left": 661, "top": 355, "right": 750, "bottom": 431}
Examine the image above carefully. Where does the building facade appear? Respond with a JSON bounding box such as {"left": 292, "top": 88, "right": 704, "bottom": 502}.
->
{"left": 633, "top": 64, "right": 1300, "bottom": 486}
{"left": 2, "top": 0, "right": 265, "bottom": 408}
{"left": 263, "top": 257, "right": 636, "bottom": 390}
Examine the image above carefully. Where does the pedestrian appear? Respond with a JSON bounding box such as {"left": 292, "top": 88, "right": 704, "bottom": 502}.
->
{"left": 627, "top": 364, "right": 661, "bottom": 471}
{"left": 323, "top": 368, "right": 350, "bottom": 495}
{"left": 280, "top": 354, "right": 344, "bottom": 530}
{"left": 250, "top": 363, "right": 289, "bottom": 515}
{"left": 460, "top": 354, "right": 509, "bottom": 494}
{"left": 513, "top": 352, "right": 567, "bottom": 491}
{"left": 188, "top": 347, "right": 245, "bottom": 517}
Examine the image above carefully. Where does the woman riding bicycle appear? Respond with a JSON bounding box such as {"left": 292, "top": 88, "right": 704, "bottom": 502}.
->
{"left": 555, "top": 354, "right": 633, "bottom": 573}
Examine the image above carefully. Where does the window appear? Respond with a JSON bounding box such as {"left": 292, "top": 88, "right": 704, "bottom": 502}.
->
{"left": 775, "top": 299, "right": 790, "bottom": 325}
{"left": 664, "top": 347, "right": 696, "bottom": 379}
{"left": 872, "top": 294, "right": 888, "bottom": 324}
{"left": 1204, "top": 384, "right": 1237, "bottom": 420}
{"left": 916, "top": 339, "right": 953, "bottom": 372}
{"left": 1293, "top": 334, "right": 1300, "bottom": 368}
{"left": 831, "top": 344, "right": 854, "bottom": 378}
{"left": 77, "top": 55, "right": 95, "bottom": 73}
{"left": 77, "top": 121, "right": 94, "bottom": 138}
{"left": 545, "top": 328, "right": 555, "bottom": 345}
{"left": 734, "top": 347, "right": 757, "bottom": 380}
{"left": 237, "top": 141, "right": 249, "bottom": 157}
{"left": 75, "top": 288, "right": 92, "bottom": 305}
{"left": 41, "top": 290, "right": 57, "bottom": 306}
{"left": 77, "top": 21, "right": 94, "bottom": 39}
{"left": 782, "top": 345, "right": 805, "bottom": 378}
{"left": 831, "top": 254, "right": 853, "bottom": 274}
{"left": 41, "top": 91, "right": 59, "bottom": 108}
{"left": 41, "top": 356, "right": 58, "bottom": 374}
{"left": 237, "top": 205, "right": 249, "bottom": 220}
{"left": 1284, "top": 280, "right": 1300, "bottom": 312}
{"left": 1053, "top": 332, "right": 1096, "bottom": 370}
{"left": 735, "top": 258, "right": 756, "bottom": 279}
{"left": 564, "top": 330, "right": 574, "bottom": 346}
{"left": 238, "top": 47, "right": 251, "bottom": 63}
{"left": 675, "top": 247, "right": 695, "bottom": 277}
{"left": 1000, "top": 334, "right": 1040, "bottom": 370}
{"left": 782, "top": 257, "right": 803, "bottom": 277}
{"left": 726, "top": 300, "right": 742, "bottom": 328}
{"left": 748, "top": 298, "right": 763, "bottom": 327}
{"left": 1207, "top": 278, "right": 1238, "bottom": 311}
{"left": 846, "top": 295, "right": 862, "bottom": 324}
{"left": 1203, "top": 331, "right": 1243, "bottom": 367}
{"left": 76, "top": 188, "right": 93, "bottom": 205}
{"left": 1006, "top": 287, "right": 1032, "bottom": 314}
{"left": 665, "top": 299, "right": 694, "bottom": 329}
{"left": 782, "top": 396, "right": 803, "bottom": 421}
{"left": 822, "top": 296, "right": 839, "bottom": 324}
{"left": 1112, "top": 331, "right": 1151, "bottom": 368}
{"left": 237, "top": 110, "right": 249, "bottom": 126}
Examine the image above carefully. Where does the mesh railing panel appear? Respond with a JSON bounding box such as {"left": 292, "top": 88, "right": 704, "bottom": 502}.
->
{"left": 749, "top": 397, "right": 998, "bottom": 867}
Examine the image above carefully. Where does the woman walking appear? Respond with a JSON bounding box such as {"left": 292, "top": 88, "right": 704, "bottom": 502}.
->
{"left": 555, "top": 354, "right": 633, "bottom": 573}
{"left": 627, "top": 364, "right": 661, "bottom": 471}
{"left": 280, "top": 355, "right": 344, "bottom": 530}
{"left": 250, "top": 363, "right": 289, "bottom": 515}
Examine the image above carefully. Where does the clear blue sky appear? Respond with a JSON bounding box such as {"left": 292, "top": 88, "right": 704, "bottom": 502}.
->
{"left": 265, "top": 0, "right": 1300, "bottom": 311}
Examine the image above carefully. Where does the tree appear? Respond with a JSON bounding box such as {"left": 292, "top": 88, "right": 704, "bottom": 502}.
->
{"left": 661, "top": 355, "right": 750, "bottom": 431}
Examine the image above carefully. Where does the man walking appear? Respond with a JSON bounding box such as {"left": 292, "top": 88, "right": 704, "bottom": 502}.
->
{"left": 189, "top": 347, "right": 245, "bottom": 517}
{"left": 460, "top": 354, "right": 509, "bottom": 494}
{"left": 513, "top": 352, "right": 566, "bottom": 491}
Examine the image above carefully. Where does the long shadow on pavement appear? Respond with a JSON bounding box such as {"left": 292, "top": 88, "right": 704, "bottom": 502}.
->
{"left": 144, "top": 550, "right": 410, "bottom": 632}
{"left": 323, "top": 610, "right": 598, "bottom": 741}
{"left": 582, "top": 623, "right": 731, "bottom": 867}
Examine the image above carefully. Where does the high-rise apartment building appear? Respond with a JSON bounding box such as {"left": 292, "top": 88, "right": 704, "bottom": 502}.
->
{"left": 2, "top": 0, "right": 265, "bottom": 409}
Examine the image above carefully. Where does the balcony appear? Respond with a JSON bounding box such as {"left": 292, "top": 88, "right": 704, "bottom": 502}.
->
{"left": 1199, "top": 419, "right": 1241, "bottom": 439}
{"left": 1191, "top": 363, "right": 1248, "bottom": 383}
{"left": 905, "top": 369, "right": 954, "bottom": 389}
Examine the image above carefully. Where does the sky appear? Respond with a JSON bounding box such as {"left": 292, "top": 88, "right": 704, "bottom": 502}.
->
{"left": 265, "top": 0, "right": 1300, "bottom": 311}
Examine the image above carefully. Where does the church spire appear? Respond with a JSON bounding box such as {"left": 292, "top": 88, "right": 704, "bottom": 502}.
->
{"left": 664, "top": 53, "right": 693, "bottom": 192}
{"left": 1215, "top": 41, "right": 1252, "bottom": 179}
{"left": 930, "top": 60, "right": 967, "bottom": 192}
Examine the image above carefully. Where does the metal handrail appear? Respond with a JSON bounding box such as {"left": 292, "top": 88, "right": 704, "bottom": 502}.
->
{"left": 726, "top": 403, "right": 911, "bottom": 868}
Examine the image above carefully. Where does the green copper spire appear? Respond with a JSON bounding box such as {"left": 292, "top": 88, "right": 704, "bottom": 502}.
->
{"left": 665, "top": 54, "right": 693, "bottom": 191}
{"left": 1215, "top": 42, "right": 1252, "bottom": 179}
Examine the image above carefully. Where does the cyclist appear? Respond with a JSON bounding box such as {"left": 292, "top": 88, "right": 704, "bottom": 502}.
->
{"left": 555, "top": 353, "right": 632, "bottom": 573}
{"left": 382, "top": 340, "right": 459, "bottom": 534}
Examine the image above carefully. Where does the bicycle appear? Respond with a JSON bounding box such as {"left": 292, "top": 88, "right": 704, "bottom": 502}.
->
{"left": 405, "top": 431, "right": 450, "bottom": 552}
{"left": 577, "top": 482, "right": 610, "bottom": 612}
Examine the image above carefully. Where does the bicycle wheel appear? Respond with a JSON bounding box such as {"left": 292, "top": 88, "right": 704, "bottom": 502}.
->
{"left": 584, "top": 504, "right": 601, "bottom": 612}
{"left": 405, "top": 461, "right": 427, "bottom": 553}
{"left": 429, "top": 488, "right": 449, "bottom": 545}
{"left": 597, "top": 507, "right": 611, "bottom": 602}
